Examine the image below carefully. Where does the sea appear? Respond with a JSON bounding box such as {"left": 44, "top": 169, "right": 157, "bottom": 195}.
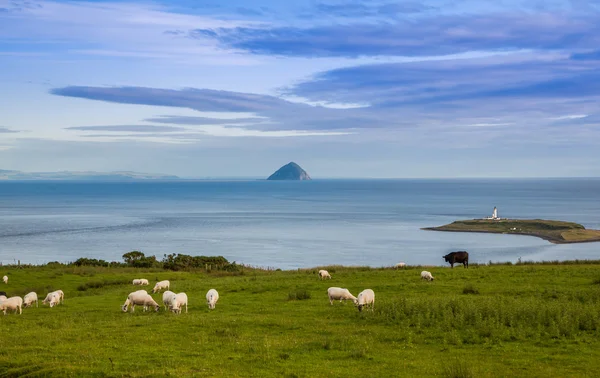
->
{"left": 1, "top": 179, "right": 599, "bottom": 269}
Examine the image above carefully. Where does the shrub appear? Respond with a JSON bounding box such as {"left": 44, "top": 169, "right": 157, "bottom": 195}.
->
{"left": 73, "top": 258, "right": 109, "bottom": 267}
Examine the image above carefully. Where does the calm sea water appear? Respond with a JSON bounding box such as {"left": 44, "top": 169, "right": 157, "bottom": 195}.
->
{"left": 1, "top": 179, "right": 599, "bottom": 269}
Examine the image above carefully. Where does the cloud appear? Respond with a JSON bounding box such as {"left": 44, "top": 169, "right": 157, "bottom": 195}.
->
{"left": 313, "top": 1, "right": 434, "bottom": 17}
{"left": 143, "top": 116, "right": 267, "bottom": 125}
{"left": 64, "top": 125, "right": 188, "bottom": 133}
{"left": 50, "top": 85, "right": 386, "bottom": 132}
{"left": 193, "top": 12, "right": 600, "bottom": 57}
{"left": 0, "top": 127, "right": 20, "bottom": 133}
{"left": 51, "top": 86, "right": 296, "bottom": 113}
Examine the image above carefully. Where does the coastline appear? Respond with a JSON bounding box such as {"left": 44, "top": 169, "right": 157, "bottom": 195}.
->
{"left": 422, "top": 219, "right": 600, "bottom": 244}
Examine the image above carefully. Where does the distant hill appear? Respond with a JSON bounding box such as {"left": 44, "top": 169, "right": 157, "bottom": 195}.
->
{"left": 0, "top": 169, "right": 179, "bottom": 181}
{"left": 267, "top": 162, "right": 311, "bottom": 181}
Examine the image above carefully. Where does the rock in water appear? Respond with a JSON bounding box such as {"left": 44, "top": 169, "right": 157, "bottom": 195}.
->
{"left": 267, "top": 162, "right": 311, "bottom": 180}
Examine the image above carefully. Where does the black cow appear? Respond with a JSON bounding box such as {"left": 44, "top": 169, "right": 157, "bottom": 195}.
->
{"left": 443, "top": 251, "right": 469, "bottom": 268}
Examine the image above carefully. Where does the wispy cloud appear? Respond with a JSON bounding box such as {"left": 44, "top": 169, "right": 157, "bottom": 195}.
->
{"left": 194, "top": 12, "right": 600, "bottom": 57}
{"left": 0, "top": 127, "right": 20, "bottom": 133}
{"left": 65, "top": 125, "right": 188, "bottom": 133}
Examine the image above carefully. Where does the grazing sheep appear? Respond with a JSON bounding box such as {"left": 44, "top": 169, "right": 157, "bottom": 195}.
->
{"left": 318, "top": 270, "right": 332, "bottom": 280}
{"left": 206, "top": 289, "right": 219, "bottom": 310}
{"left": 140, "top": 279, "right": 149, "bottom": 286}
{"left": 327, "top": 287, "right": 357, "bottom": 305}
{"left": 2, "top": 276, "right": 7, "bottom": 284}
{"left": 162, "top": 290, "right": 175, "bottom": 310}
{"left": 395, "top": 262, "right": 406, "bottom": 269}
{"left": 421, "top": 271, "right": 434, "bottom": 281}
{"left": 122, "top": 290, "right": 160, "bottom": 313}
{"left": 356, "top": 289, "right": 375, "bottom": 312}
{"left": 42, "top": 292, "right": 60, "bottom": 307}
{"left": 23, "top": 292, "right": 38, "bottom": 308}
{"left": 49, "top": 290, "right": 65, "bottom": 304}
{"left": 152, "top": 280, "right": 170, "bottom": 293}
{"left": 132, "top": 279, "right": 142, "bottom": 285}
{"left": 170, "top": 292, "right": 188, "bottom": 314}
{"left": 0, "top": 296, "right": 22, "bottom": 315}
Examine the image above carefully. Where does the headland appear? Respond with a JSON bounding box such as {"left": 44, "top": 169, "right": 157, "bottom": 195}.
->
{"left": 423, "top": 218, "right": 600, "bottom": 244}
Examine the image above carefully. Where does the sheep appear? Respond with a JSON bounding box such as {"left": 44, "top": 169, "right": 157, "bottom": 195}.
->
{"left": 152, "top": 280, "right": 170, "bottom": 293}
{"left": 2, "top": 275, "right": 7, "bottom": 284}
{"left": 132, "top": 279, "right": 142, "bottom": 285}
{"left": 356, "top": 289, "right": 375, "bottom": 312}
{"left": 0, "top": 296, "right": 22, "bottom": 315}
{"left": 140, "top": 279, "right": 149, "bottom": 286}
{"left": 44, "top": 290, "right": 64, "bottom": 304}
{"left": 327, "top": 287, "right": 357, "bottom": 305}
{"left": 23, "top": 292, "right": 38, "bottom": 308}
{"left": 162, "top": 290, "right": 175, "bottom": 310}
{"left": 395, "top": 262, "right": 406, "bottom": 269}
{"left": 206, "top": 289, "right": 219, "bottom": 310}
{"left": 122, "top": 290, "right": 160, "bottom": 313}
{"left": 42, "top": 292, "right": 60, "bottom": 307}
{"left": 318, "top": 270, "right": 332, "bottom": 280}
{"left": 169, "top": 292, "right": 188, "bottom": 314}
{"left": 421, "top": 271, "right": 434, "bottom": 281}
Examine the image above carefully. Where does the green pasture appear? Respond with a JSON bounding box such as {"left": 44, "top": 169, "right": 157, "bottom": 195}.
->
{"left": 1, "top": 262, "right": 600, "bottom": 377}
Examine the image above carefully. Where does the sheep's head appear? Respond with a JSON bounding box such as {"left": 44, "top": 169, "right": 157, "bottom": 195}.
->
{"left": 357, "top": 304, "right": 363, "bottom": 312}
{"left": 154, "top": 304, "right": 160, "bottom": 312}
{"left": 121, "top": 304, "right": 128, "bottom": 312}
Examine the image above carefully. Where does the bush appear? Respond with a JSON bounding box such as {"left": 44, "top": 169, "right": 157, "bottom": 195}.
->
{"left": 73, "top": 258, "right": 110, "bottom": 267}
{"left": 161, "top": 253, "right": 235, "bottom": 271}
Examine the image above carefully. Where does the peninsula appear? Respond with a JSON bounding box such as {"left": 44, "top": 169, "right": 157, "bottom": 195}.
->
{"left": 423, "top": 219, "right": 600, "bottom": 244}
{"left": 267, "top": 162, "right": 311, "bottom": 180}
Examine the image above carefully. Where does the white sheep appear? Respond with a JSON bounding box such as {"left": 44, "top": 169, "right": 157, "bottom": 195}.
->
{"left": 206, "top": 289, "right": 219, "bottom": 310}
{"left": 0, "top": 296, "right": 23, "bottom": 315}
{"left": 421, "top": 271, "right": 434, "bottom": 281}
{"left": 2, "top": 275, "right": 7, "bottom": 284}
{"left": 132, "top": 279, "right": 142, "bottom": 285}
{"left": 140, "top": 279, "right": 149, "bottom": 286}
{"left": 395, "top": 262, "right": 406, "bottom": 269}
{"left": 23, "top": 292, "right": 38, "bottom": 308}
{"left": 327, "top": 287, "right": 357, "bottom": 305}
{"left": 49, "top": 290, "right": 64, "bottom": 304}
{"left": 152, "top": 280, "right": 170, "bottom": 293}
{"left": 356, "top": 289, "right": 375, "bottom": 312}
{"left": 42, "top": 292, "right": 60, "bottom": 307}
{"left": 170, "top": 292, "right": 188, "bottom": 314}
{"left": 318, "top": 270, "right": 332, "bottom": 280}
{"left": 122, "top": 290, "right": 160, "bottom": 312}
{"left": 162, "top": 290, "right": 175, "bottom": 310}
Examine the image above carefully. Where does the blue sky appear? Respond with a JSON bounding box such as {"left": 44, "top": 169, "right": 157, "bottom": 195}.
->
{"left": 1, "top": 0, "right": 600, "bottom": 178}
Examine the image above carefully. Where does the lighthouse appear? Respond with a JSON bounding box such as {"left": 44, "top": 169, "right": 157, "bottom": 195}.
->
{"left": 492, "top": 206, "right": 498, "bottom": 220}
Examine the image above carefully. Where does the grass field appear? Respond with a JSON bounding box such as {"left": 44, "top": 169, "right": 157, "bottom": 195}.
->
{"left": 1, "top": 262, "right": 600, "bottom": 377}
{"left": 424, "top": 219, "right": 600, "bottom": 244}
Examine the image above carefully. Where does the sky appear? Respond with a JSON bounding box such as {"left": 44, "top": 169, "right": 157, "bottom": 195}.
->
{"left": 1, "top": 0, "right": 600, "bottom": 178}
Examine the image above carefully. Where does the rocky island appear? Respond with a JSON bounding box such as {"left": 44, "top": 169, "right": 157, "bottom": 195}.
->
{"left": 267, "top": 162, "right": 311, "bottom": 181}
{"left": 423, "top": 219, "right": 600, "bottom": 244}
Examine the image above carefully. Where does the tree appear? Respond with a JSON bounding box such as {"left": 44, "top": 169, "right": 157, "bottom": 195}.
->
{"left": 122, "top": 251, "right": 145, "bottom": 265}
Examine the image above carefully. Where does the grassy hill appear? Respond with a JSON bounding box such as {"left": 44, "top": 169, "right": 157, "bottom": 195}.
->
{"left": 1, "top": 262, "right": 600, "bottom": 376}
{"left": 423, "top": 219, "right": 600, "bottom": 244}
